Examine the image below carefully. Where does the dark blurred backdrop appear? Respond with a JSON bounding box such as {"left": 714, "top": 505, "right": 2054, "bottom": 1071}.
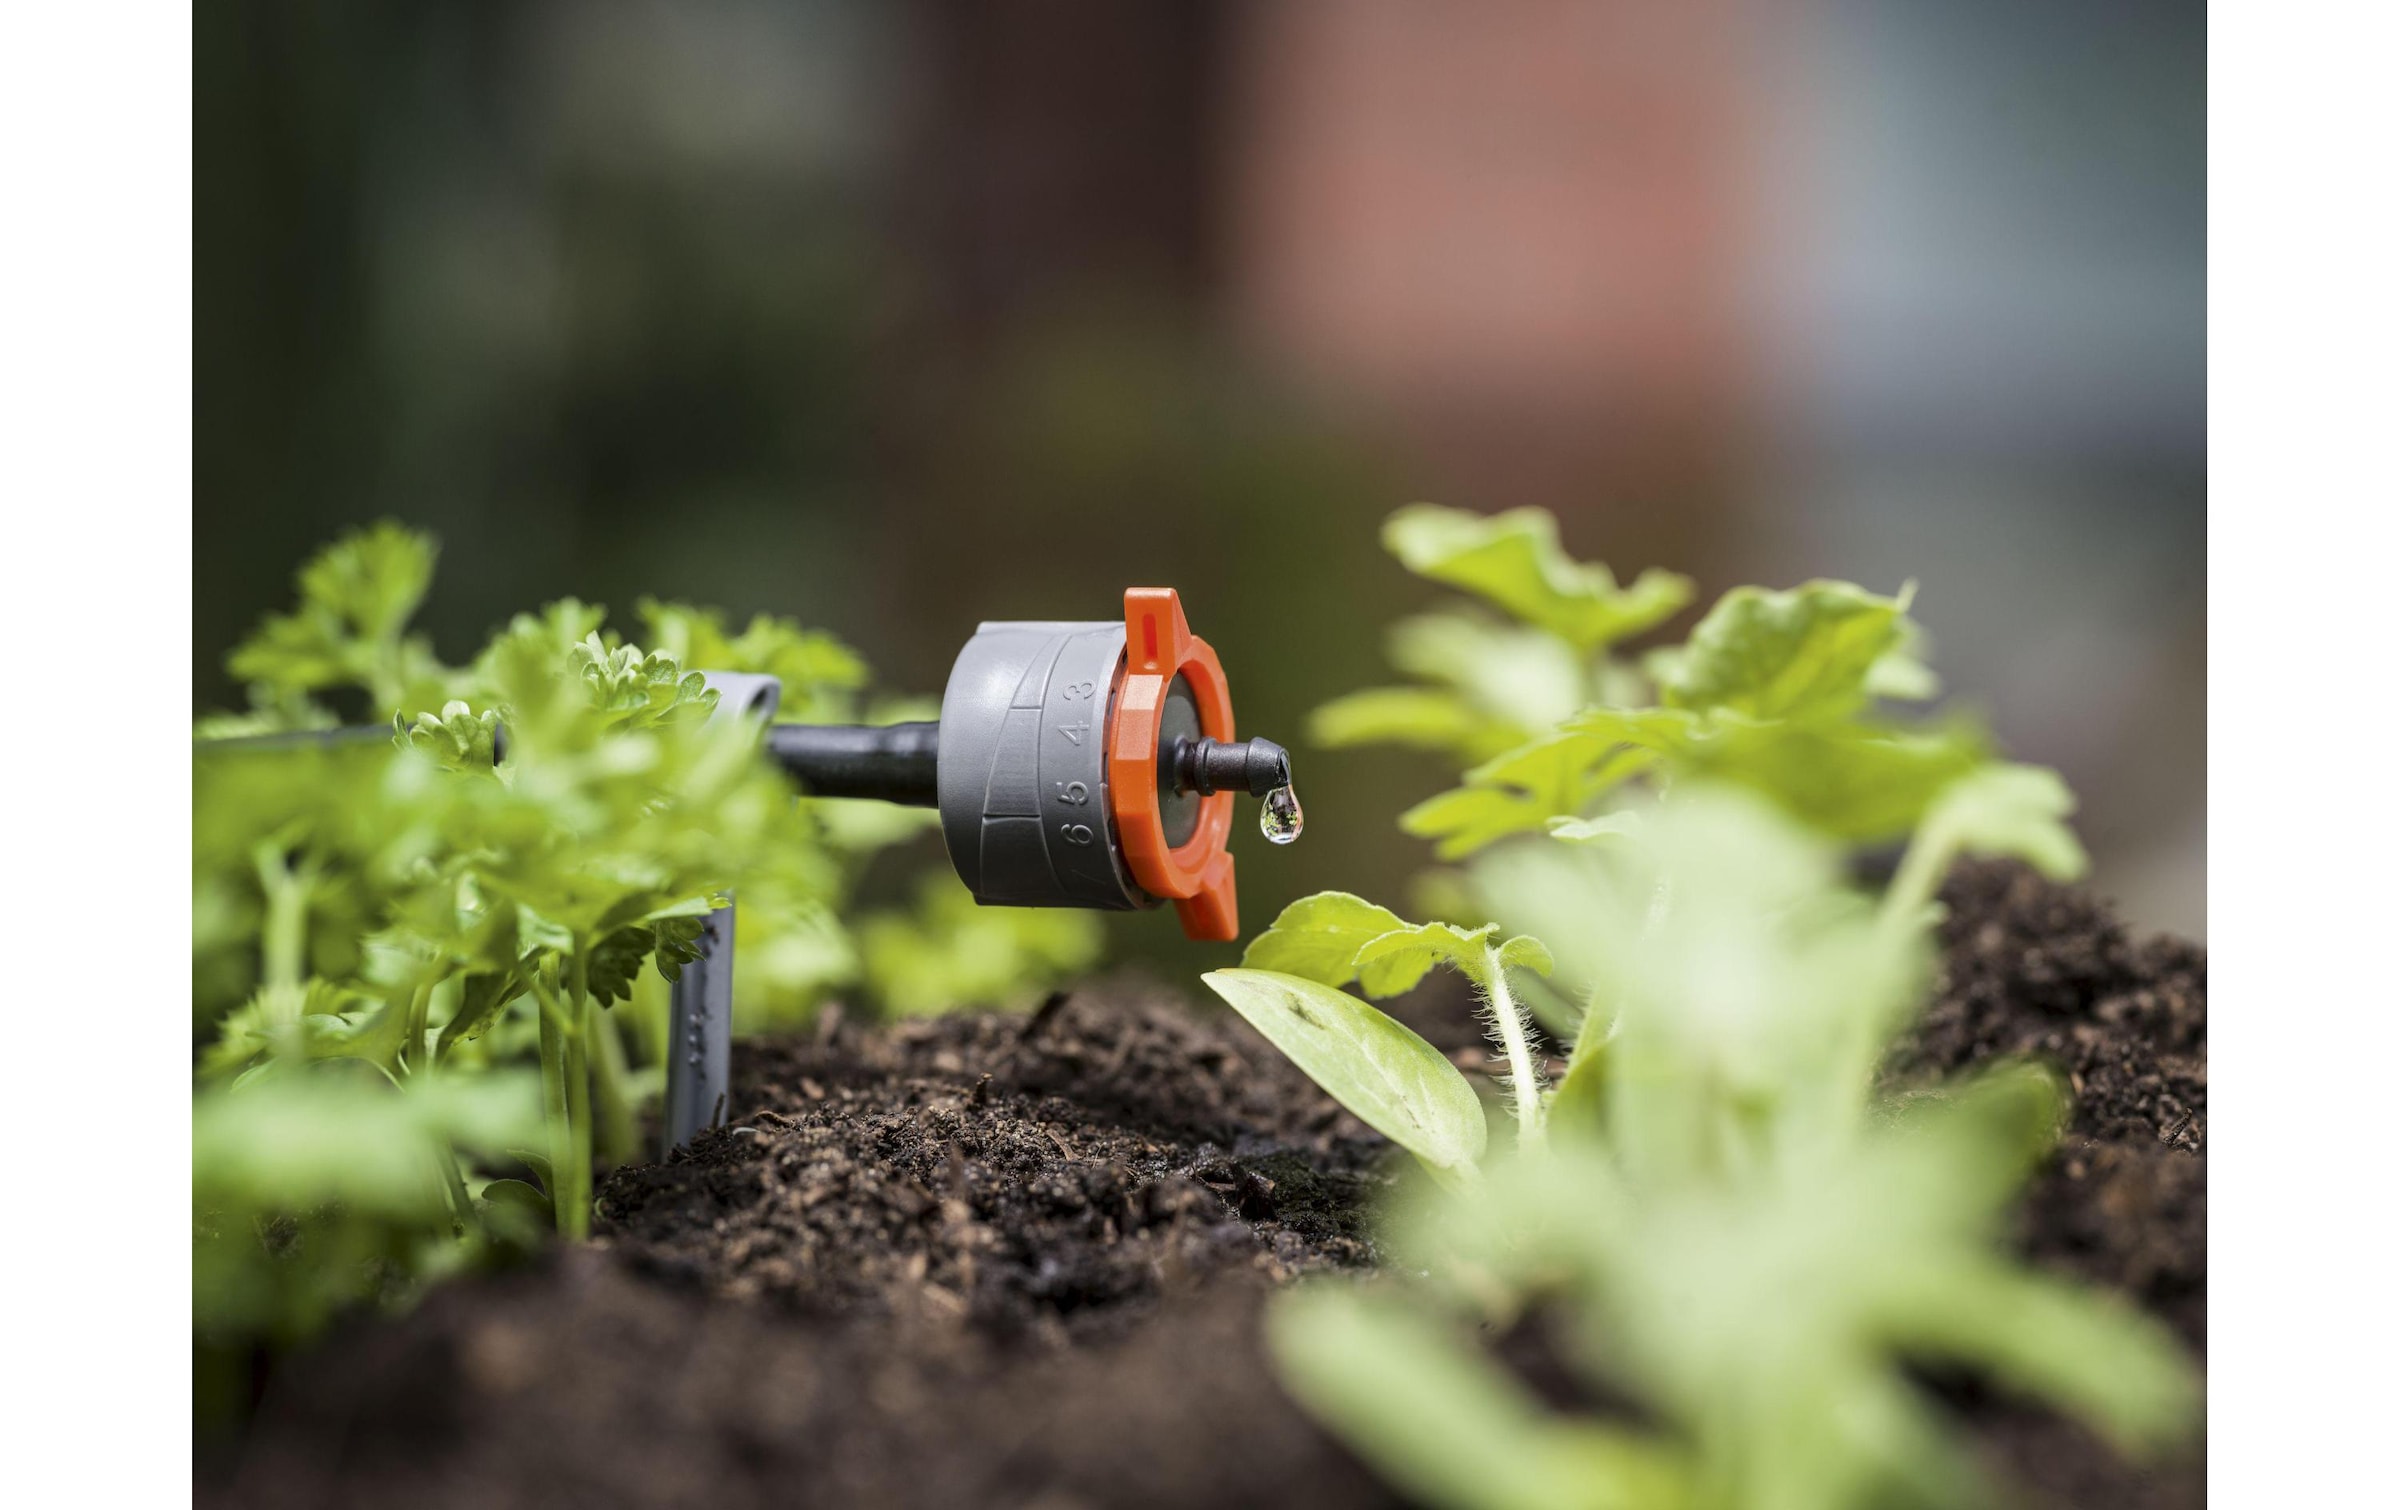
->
{"left": 195, "top": 0, "right": 2204, "bottom": 946}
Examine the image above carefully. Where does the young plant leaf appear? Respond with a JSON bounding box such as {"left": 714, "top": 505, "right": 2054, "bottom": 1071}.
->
{"left": 1270, "top": 1283, "right": 1693, "bottom": 1510}
{"left": 1400, "top": 729, "right": 1658, "bottom": 857}
{"left": 1308, "top": 687, "right": 1527, "bottom": 764}
{"left": 1202, "top": 969, "right": 1486, "bottom": 1185}
{"left": 1382, "top": 504, "right": 1693, "bottom": 653}
{"left": 478, "top": 1177, "right": 554, "bottom": 1223}
{"left": 1917, "top": 762, "right": 2088, "bottom": 880}
{"left": 1880, "top": 762, "right": 2089, "bottom": 938}
{"left": 1648, "top": 580, "right": 1918, "bottom": 722}
{"left": 1241, "top": 892, "right": 1411, "bottom": 987}
{"left": 1385, "top": 611, "right": 1591, "bottom": 732}
{"left": 1546, "top": 811, "right": 1644, "bottom": 845}
{"left": 1351, "top": 921, "right": 1552, "bottom": 1000}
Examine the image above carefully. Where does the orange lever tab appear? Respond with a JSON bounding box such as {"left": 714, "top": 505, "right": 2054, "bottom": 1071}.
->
{"left": 1122, "top": 587, "right": 1191, "bottom": 675}
{"left": 1106, "top": 587, "right": 1240, "bottom": 941}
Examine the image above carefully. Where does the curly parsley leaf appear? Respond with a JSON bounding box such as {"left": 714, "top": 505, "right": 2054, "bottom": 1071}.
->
{"left": 227, "top": 521, "right": 450, "bottom": 715}
{"left": 638, "top": 599, "right": 869, "bottom": 724}
{"left": 398, "top": 701, "right": 501, "bottom": 771}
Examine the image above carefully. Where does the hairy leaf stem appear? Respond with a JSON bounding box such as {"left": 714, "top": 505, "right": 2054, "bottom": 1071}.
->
{"left": 1478, "top": 941, "right": 1546, "bottom": 1150}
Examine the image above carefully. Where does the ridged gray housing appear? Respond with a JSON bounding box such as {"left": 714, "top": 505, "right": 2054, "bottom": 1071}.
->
{"left": 937, "top": 621, "right": 1151, "bottom": 912}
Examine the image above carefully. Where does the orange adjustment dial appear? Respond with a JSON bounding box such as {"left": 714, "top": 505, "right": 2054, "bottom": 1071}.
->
{"left": 1106, "top": 588, "right": 1240, "bottom": 941}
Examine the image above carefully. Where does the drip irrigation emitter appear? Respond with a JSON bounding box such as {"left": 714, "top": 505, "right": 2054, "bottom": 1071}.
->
{"left": 204, "top": 587, "right": 1301, "bottom": 1157}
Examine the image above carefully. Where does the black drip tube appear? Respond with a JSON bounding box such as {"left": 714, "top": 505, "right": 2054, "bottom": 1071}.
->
{"left": 764, "top": 721, "right": 941, "bottom": 807}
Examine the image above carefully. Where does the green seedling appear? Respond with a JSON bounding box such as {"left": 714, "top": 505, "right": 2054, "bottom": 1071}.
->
{"left": 1207, "top": 892, "right": 1555, "bottom": 1179}
{"left": 1381, "top": 503, "right": 1695, "bottom": 656}
{"left": 1308, "top": 504, "right": 2016, "bottom": 860}
{"left": 1227, "top": 506, "right": 2189, "bottom": 1510}
{"left": 1879, "top": 760, "right": 2089, "bottom": 934}
{"left": 1404, "top": 580, "right": 1986, "bottom": 857}
{"left": 1261, "top": 792, "right": 2194, "bottom": 1510}
{"left": 1311, "top": 505, "right": 1692, "bottom": 764}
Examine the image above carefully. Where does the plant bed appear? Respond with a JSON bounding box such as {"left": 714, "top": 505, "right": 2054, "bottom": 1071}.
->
{"left": 202, "top": 862, "right": 2204, "bottom": 1510}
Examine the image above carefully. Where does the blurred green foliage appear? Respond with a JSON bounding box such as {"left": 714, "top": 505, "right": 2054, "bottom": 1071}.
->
{"left": 1212, "top": 505, "right": 2192, "bottom": 1508}
{"left": 194, "top": 523, "right": 1096, "bottom": 1377}
{"left": 1252, "top": 789, "right": 2192, "bottom": 1510}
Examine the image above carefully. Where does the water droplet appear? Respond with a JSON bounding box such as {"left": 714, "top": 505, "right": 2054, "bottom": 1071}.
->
{"left": 1260, "top": 783, "right": 1304, "bottom": 844}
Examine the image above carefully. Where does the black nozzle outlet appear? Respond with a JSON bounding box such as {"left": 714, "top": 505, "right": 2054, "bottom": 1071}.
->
{"left": 1172, "top": 735, "right": 1292, "bottom": 799}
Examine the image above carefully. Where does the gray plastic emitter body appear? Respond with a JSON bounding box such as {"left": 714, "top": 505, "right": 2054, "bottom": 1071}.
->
{"left": 937, "top": 621, "right": 1152, "bottom": 913}
{"left": 661, "top": 670, "right": 783, "bottom": 1154}
{"left": 661, "top": 899, "right": 735, "bottom": 1152}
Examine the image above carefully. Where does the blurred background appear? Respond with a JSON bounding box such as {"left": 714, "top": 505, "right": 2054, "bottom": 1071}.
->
{"left": 194, "top": 0, "right": 2204, "bottom": 954}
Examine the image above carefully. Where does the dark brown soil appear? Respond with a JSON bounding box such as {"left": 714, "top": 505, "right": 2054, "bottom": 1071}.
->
{"left": 1893, "top": 860, "right": 2207, "bottom": 1152}
{"left": 204, "top": 862, "right": 2205, "bottom": 1510}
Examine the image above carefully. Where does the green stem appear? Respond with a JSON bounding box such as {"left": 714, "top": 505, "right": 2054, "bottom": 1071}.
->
{"left": 432, "top": 1145, "right": 475, "bottom": 1237}
{"left": 1479, "top": 943, "right": 1546, "bottom": 1151}
{"left": 590, "top": 1006, "right": 639, "bottom": 1168}
{"left": 1879, "top": 822, "right": 1958, "bottom": 941}
{"left": 251, "top": 844, "right": 314, "bottom": 1056}
{"left": 533, "top": 972, "right": 574, "bottom": 1236}
{"left": 400, "top": 981, "right": 434, "bottom": 1075}
{"left": 562, "top": 951, "right": 594, "bottom": 1241}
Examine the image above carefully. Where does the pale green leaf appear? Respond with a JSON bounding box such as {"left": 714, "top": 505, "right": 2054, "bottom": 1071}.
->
{"left": 1650, "top": 580, "right": 1918, "bottom": 721}
{"left": 1386, "top": 611, "right": 1591, "bottom": 731}
{"left": 1919, "top": 763, "right": 2088, "bottom": 880}
{"left": 1558, "top": 705, "right": 1989, "bottom": 844}
{"left": 1400, "top": 729, "right": 1658, "bottom": 858}
{"left": 1242, "top": 892, "right": 1410, "bottom": 987}
{"left": 1886, "top": 1262, "right": 2199, "bottom": 1456}
{"left": 1382, "top": 504, "right": 1693, "bottom": 652}
{"left": 1547, "top": 811, "right": 1644, "bottom": 844}
{"left": 1307, "top": 687, "right": 1524, "bottom": 763}
{"left": 1866, "top": 619, "right": 1942, "bottom": 700}
{"left": 1352, "top": 920, "right": 1500, "bottom": 998}
{"left": 1496, "top": 934, "right": 1556, "bottom": 976}
{"left": 1202, "top": 969, "right": 1486, "bottom": 1183}
{"left": 1271, "top": 1285, "right": 1692, "bottom": 1510}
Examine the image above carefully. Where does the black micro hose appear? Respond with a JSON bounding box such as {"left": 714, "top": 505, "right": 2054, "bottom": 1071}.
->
{"left": 195, "top": 724, "right": 511, "bottom": 763}
{"left": 764, "top": 721, "right": 942, "bottom": 807}
{"left": 198, "top": 718, "right": 1280, "bottom": 817}
{"left": 192, "top": 719, "right": 943, "bottom": 808}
